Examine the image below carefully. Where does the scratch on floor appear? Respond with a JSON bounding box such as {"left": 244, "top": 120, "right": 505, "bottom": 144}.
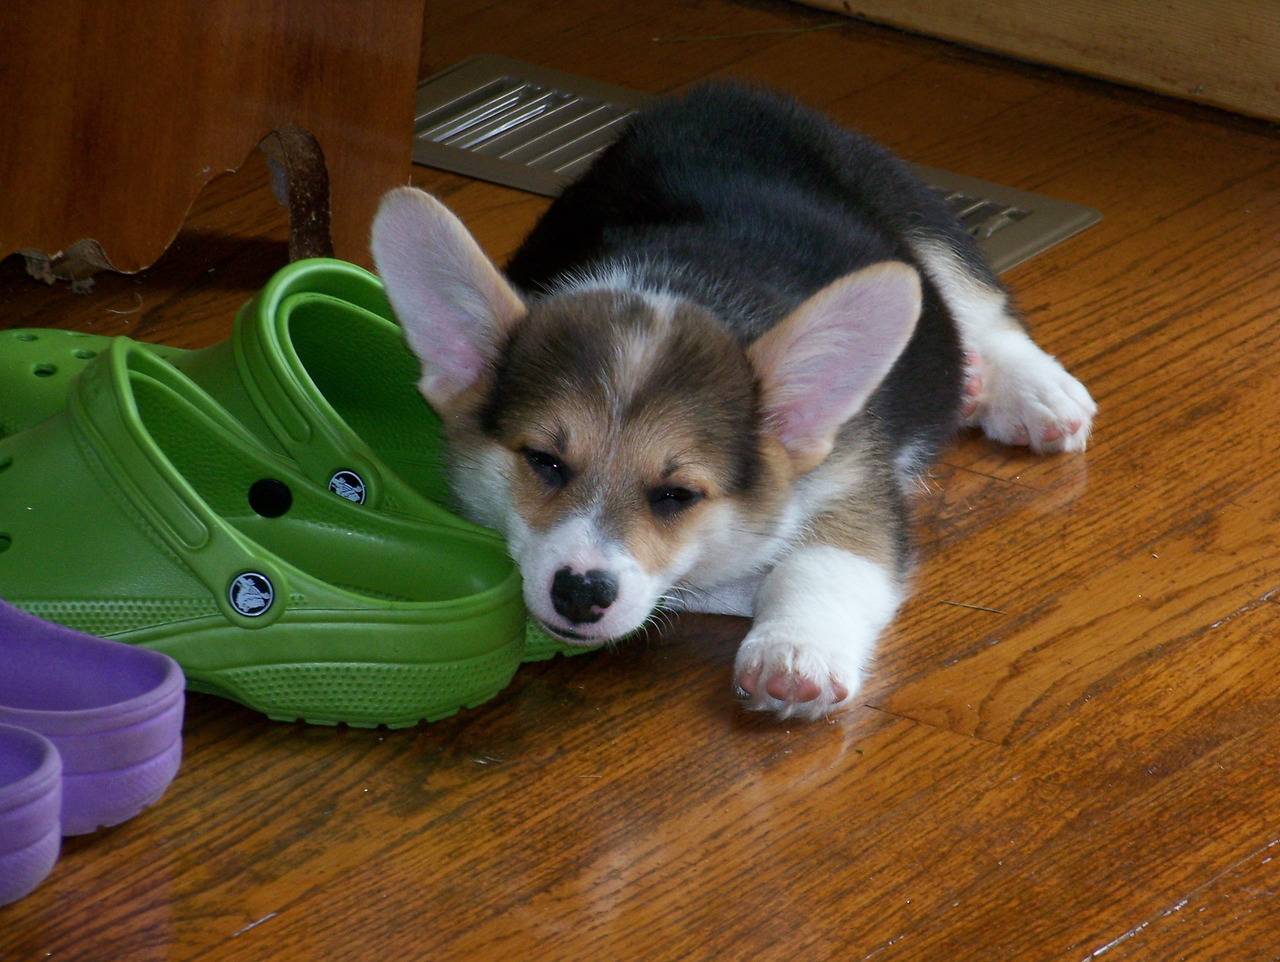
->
{"left": 1086, "top": 897, "right": 1194, "bottom": 959}
{"left": 1084, "top": 839, "right": 1280, "bottom": 960}
{"left": 1208, "top": 586, "right": 1280, "bottom": 630}
{"left": 1086, "top": 919, "right": 1153, "bottom": 958}
{"left": 231, "top": 912, "right": 279, "bottom": 938}
{"left": 938, "top": 599, "right": 1009, "bottom": 615}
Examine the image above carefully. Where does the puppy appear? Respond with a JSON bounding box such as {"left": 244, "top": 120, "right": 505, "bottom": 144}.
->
{"left": 371, "top": 82, "right": 1095, "bottom": 720}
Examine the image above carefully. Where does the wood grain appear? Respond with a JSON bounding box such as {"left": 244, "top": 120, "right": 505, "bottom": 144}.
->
{"left": 2, "top": 0, "right": 1279, "bottom": 959}
{"left": 0, "top": 0, "right": 425, "bottom": 274}
{"left": 798, "top": 0, "right": 1280, "bottom": 122}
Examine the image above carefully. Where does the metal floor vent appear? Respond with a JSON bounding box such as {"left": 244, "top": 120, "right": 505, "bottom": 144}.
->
{"left": 413, "top": 56, "right": 1100, "bottom": 273}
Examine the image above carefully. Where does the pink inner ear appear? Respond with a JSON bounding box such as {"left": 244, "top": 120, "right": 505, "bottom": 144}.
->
{"left": 370, "top": 187, "right": 526, "bottom": 410}
{"left": 414, "top": 330, "right": 488, "bottom": 407}
{"left": 752, "top": 262, "right": 921, "bottom": 464}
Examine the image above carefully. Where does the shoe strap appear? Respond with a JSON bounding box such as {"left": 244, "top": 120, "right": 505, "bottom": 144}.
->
{"left": 224, "top": 260, "right": 481, "bottom": 533}
{"left": 233, "top": 288, "right": 446, "bottom": 520}
{"left": 254, "top": 257, "right": 396, "bottom": 321}
{"left": 70, "top": 340, "right": 292, "bottom": 629}
{"left": 233, "top": 295, "right": 389, "bottom": 505}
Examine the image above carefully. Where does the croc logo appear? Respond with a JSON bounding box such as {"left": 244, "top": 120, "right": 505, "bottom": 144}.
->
{"left": 328, "top": 469, "right": 367, "bottom": 504}
{"left": 229, "top": 572, "right": 274, "bottom": 617}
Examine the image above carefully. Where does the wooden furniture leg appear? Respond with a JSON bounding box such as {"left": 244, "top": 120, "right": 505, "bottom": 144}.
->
{"left": 0, "top": 0, "right": 426, "bottom": 280}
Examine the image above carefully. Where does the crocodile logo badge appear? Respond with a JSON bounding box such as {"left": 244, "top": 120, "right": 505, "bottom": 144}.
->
{"left": 229, "top": 572, "right": 274, "bottom": 617}
{"left": 328, "top": 470, "right": 367, "bottom": 504}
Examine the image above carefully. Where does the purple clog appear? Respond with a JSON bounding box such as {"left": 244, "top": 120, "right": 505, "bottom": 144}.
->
{"left": 0, "top": 723, "right": 61, "bottom": 906}
{"left": 0, "top": 601, "right": 185, "bottom": 835}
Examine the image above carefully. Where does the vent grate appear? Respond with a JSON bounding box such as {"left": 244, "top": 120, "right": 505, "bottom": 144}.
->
{"left": 415, "top": 77, "right": 640, "bottom": 183}
{"left": 413, "top": 56, "right": 1100, "bottom": 273}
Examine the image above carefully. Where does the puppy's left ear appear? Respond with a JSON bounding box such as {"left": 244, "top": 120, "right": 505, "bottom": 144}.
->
{"left": 749, "top": 261, "right": 921, "bottom": 473}
{"left": 370, "top": 186, "right": 526, "bottom": 411}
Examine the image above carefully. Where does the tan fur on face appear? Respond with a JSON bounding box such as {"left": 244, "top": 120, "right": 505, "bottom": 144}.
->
{"left": 515, "top": 405, "right": 748, "bottom": 574}
{"left": 460, "top": 288, "right": 796, "bottom": 577}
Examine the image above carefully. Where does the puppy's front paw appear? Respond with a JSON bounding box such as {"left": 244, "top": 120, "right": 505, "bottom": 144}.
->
{"left": 964, "top": 335, "right": 1096, "bottom": 453}
{"left": 734, "top": 624, "right": 862, "bottom": 722}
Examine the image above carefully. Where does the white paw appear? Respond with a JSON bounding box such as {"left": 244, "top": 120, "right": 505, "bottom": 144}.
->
{"left": 730, "top": 546, "right": 897, "bottom": 722}
{"left": 963, "top": 332, "right": 1096, "bottom": 453}
{"left": 734, "top": 624, "right": 862, "bottom": 721}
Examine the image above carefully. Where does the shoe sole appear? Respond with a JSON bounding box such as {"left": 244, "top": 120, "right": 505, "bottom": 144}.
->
{"left": 185, "top": 633, "right": 524, "bottom": 728}
{"left": 0, "top": 725, "right": 62, "bottom": 906}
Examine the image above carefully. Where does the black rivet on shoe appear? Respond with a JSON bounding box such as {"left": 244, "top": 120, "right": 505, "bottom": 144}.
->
{"left": 248, "top": 478, "right": 293, "bottom": 518}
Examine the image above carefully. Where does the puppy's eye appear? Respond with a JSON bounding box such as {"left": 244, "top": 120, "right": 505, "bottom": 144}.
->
{"left": 648, "top": 486, "right": 703, "bottom": 518}
{"left": 523, "top": 448, "right": 571, "bottom": 488}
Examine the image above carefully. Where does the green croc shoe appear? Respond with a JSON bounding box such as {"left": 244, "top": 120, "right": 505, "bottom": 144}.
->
{"left": 0, "top": 329, "right": 184, "bottom": 439}
{"left": 0, "top": 340, "right": 526, "bottom": 727}
{"left": 1, "top": 259, "right": 580, "bottom": 662}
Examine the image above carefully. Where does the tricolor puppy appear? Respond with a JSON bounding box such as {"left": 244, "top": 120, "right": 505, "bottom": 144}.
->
{"left": 371, "top": 83, "right": 1095, "bottom": 721}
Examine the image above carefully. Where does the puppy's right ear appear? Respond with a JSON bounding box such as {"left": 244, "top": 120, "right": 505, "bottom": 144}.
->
{"left": 370, "top": 187, "right": 526, "bottom": 410}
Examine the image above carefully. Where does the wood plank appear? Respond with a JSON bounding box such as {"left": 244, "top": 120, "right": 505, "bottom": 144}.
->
{"left": 207, "top": 601, "right": 1280, "bottom": 961}
{"left": 422, "top": 0, "right": 826, "bottom": 95}
{"left": 174, "top": 708, "right": 1003, "bottom": 961}
{"left": 880, "top": 273, "right": 1280, "bottom": 739}
{"left": 798, "top": 0, "right": 1280, "bottom": 122}
{"left": 1090, "top": 840, "right": 1280, "bottom": 960}
{"left": 861, "top": 601, "right": 1280, "bottom": 958}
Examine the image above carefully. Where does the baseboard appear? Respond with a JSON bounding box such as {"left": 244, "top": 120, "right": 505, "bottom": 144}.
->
{"left": 799, "top": 0, "right": 1280, "bottom": 122}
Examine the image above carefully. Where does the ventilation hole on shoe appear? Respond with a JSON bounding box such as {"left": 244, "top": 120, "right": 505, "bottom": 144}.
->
{"left": 0, "top": 456, "right": 11, "bottom": 473}
{"left": 0, "top": 535, "right": 11, "bottom": 553}
{"left": 72, "top": 349, "right": 98, "bottom": 360}
{"left": 32, "top": 363, "right": 57, "bottom": 378}
{"left": 13, "top": 332, "right": 37, "bottom": 342}
{"left": 248, "top": 479, "right": 293, "bottom": 518}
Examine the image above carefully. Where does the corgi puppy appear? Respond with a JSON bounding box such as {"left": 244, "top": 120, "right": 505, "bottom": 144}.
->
{"left": 371, "top": 82, "right": 1095, "bottom": 721}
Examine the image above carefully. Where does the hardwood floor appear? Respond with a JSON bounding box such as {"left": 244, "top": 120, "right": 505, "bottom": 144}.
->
{"left": 2, "top": 0, "right": 1278, "bottom": 958}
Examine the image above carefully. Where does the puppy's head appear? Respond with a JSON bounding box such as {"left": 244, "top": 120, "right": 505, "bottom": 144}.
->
{"left": 371, "top": 187, "right": 920, "bottom": 644}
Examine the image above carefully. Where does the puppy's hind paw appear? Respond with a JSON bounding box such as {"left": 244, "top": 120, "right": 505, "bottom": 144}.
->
{"left": 964, "top": 336, "right": 1096, "bottom": 453}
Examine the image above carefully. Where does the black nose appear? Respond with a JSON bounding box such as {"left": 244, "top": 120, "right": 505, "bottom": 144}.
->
{"left": 551, "top": 567, "right": 619, "bottom": 624}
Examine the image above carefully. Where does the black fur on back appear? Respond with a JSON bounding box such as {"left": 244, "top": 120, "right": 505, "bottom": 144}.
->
{"left": 504, "top": 81, "right": 969, "bottom": 464}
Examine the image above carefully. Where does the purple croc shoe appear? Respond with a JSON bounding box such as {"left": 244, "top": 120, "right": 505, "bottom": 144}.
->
{"left": 0, "top": 601, "right": 185, "bottom": 836}
{"left": 0, "top": 724, "right": 61, "bottom": 906}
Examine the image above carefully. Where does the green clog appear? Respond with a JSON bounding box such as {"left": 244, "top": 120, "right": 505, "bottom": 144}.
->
{"left": 0, "top": 340, "right": 526, "bottom": 727}
{"left": 0, "top": 329, "right": 184, "bottom": 439}
{"left": 0, "top": 259, "right": 575, "bottom": 661}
